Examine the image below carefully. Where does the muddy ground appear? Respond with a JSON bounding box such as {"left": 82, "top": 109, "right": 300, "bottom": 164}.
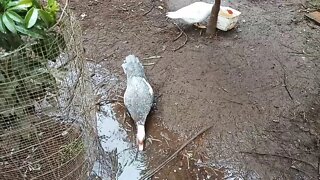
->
{"left": 70, "top": 0, "right": 319, "bottom": 179}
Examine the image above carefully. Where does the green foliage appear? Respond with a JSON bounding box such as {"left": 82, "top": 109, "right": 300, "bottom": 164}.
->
{"left": 0, "top": 0, "right": 60, "bottom": 32}
{"left": 0, "top": 0, "right": 60, "bottom": 50}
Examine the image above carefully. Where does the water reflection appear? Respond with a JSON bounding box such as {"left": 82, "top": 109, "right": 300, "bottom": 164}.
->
{"left": 95, "top": 104, "right": 146, "bottom": 180}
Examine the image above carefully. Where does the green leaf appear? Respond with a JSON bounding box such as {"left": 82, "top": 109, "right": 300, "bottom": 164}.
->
{"left": 8, "top": 0, "right": 33, "bottom": 11}
{"left": 0, "top": 14, "right": 6, "bottom": 33}
{"left": 6, "top": 11, "right": 24, "bottom": 23}
{"left": 31, "top": 0, "right": 41, "bottom": 8}
{"left": 25, "top": 7, "right": 38, "bottom": 28}
{"left": 7, "top": 1, "right": 20, "bottom": 8}
{"left": 15, "top": 24, "right": 43, "bottom": 38}
{"left": 2, "top": 13, "right": 16, "bottom": 33}
{"left": 39, "top": 9, "right": 54, "bottom": 27}
{"left": 47, "top": 0, "right": 59, "bottom": 14}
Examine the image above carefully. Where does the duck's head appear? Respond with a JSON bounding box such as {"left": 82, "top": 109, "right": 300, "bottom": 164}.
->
{"left": 136, "top": 124, "right": 145, "bottom": 151}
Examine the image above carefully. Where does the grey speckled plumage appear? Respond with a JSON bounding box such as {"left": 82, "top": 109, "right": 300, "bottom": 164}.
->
{"left": 122, "top": 55, "right": 154, "bottom": 124}
{"left": 122, "top": 55, "right": 154, "bottom": 150}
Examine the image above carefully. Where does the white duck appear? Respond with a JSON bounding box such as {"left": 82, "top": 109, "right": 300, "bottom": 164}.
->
{"left": 166, "top": 2, "right": 241, "bottom": 31}
{"left": 122, "top": 55, "right": 154, "bottom": 151}
{"left": 166, "top": 2, "right": 214, "bottom": 25}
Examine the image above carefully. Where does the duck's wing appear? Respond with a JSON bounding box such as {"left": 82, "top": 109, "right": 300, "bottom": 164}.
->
{"left": 124, "top": 77, "right": 154, "bottom": 124}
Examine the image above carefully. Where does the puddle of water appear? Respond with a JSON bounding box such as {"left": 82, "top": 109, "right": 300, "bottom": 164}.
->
{"left": 94, "top": 104, "right": 147, "bottom": 180}
{"left": 86, "top": 61, "right": 146, "bottom": 179}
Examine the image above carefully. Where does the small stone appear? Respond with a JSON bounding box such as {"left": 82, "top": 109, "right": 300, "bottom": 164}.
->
{"left": 272, "top": 119, "right": 280, "bottom": 123}
{"left": 80, "top": 13, "right": 87, "bottom": 19}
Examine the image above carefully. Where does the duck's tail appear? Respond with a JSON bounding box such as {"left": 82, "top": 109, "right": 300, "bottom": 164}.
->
{"left": 122, "top": 54, "right": 145, "bottom": 76}
{"left": 125, "top": 54, "right": 140, "bottom": 64}
{"left": 166, "top": 12, "right": 180, "bottom": 19}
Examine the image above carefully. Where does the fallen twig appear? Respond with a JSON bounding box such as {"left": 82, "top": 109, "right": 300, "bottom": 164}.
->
{"left": 142, "top": 56, "right": 161, "bottom": 67}
{"left": 221, "top": 87, "right": 229, "bottom": 93}
{"left": 283, "top": 73, "right": 294, "bottom": 100}
{"left": 275, "top": 56, "right": 294, "bottom": 101}
{"left": 172, "top": 23, "right": 188, "bottom": 51}
{"left": 140, "top": 125, "right": 213, "bottom": 180}
{"left": 143, "top": 62, "right": 156, "bottom": 66}
{"left": 280, "top": 43, "right": 305, "bottom": 55}
{"left": 222, "top": 98, "right": 243, "bottom": 105}
{"left": 173, "top": 31, "right": 183, "bottom": 42}
{"left": 97, "top": 52, "right": 115, "bottom": 64}
{"left": 290, "top": 165, "right": 312, "bottom": 178}
{"left": 240, "top": 151, "right": 317, "bottom": 170}
{"left": 143, "top": 56, "right": 162, "bottom": 60}
{"left": 143, "top": 5, "right": 155, "bottom": 16}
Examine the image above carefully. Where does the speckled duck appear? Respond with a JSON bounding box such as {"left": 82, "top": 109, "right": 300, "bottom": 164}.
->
{"left": 122, "top": 55, "right": 154, "bottom": 151}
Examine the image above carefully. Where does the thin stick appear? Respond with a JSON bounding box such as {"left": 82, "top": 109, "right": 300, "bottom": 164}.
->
{"left": 143, "top": 5, "right": 155, "bottom": 16}
{"left": 143, "top": 62, "right": 156, "bottom": 66}
{"left": 290, "top": 166, "right": 311, "bottom": 178}
{"left": 173, "top": 31, "right": 183, "bottom": 42}
{"left": 143, "top": 56, "right": 162, "bottom": 60}
{"left": 222, "top": 98, "right": 243, "bottom": 105}
{"left": 275, "top": 56, "right": 294, "bottom": 101}
{"left": 140, "top": 125, "right": 213, "bottom": 180}
{"left": 283, "top": 73, "right": 294, "bottom": 100}
{"left": 172, "top": 23, "right": 188, "bottom": 52}
{"left": 240, "top": 151, "right": 317, "bottom": 170}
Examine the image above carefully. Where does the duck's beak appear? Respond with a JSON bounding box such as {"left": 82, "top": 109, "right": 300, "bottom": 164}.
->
{"left": 137, "top": 124, "right": 145, "bottom": 151}
{"left": 138, "top": 140, "right": 144, "bottom": 151}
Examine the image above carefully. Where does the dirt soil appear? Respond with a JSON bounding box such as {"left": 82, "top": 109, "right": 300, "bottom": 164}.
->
{"left": 70, "top": 0, "right": 320, "bottom": 179}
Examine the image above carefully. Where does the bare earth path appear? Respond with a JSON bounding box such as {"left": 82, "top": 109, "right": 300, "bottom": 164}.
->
{"left": 71, "top": 0, "right": 320, "bottom": 179}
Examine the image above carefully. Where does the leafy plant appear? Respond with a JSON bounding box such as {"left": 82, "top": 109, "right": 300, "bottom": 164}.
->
{"left": 0, "top": 0, "right": 59, "bottom": 37}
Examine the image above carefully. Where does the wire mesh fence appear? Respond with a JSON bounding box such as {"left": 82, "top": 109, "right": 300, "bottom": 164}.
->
{"left": 0, "top": 7, "right": 96, "bottom": 180}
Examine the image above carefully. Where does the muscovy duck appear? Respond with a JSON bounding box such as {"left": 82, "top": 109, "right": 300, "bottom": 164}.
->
{"left": 122, "top": 55, "right": 154, "bottom": 151}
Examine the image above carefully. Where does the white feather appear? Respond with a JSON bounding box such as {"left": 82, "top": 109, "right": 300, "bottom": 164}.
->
{"left": 142, "top": 78, "right": 154, "bottom": 96}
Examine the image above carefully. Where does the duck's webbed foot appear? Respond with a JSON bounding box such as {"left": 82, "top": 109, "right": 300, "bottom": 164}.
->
{"left": 193, "top": 23, "right": 207, "bottom": 29}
